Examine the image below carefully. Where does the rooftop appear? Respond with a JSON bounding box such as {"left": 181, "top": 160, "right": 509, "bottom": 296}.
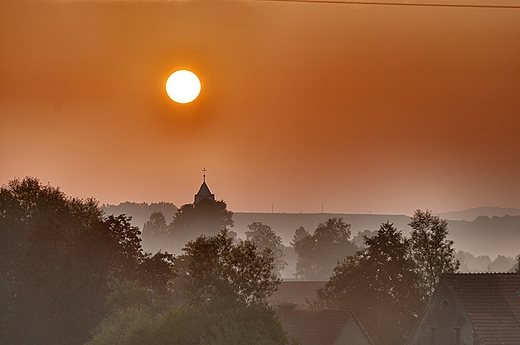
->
{"left": 269, "top": 280, "right": 326, "bottom": 308}
{"left": 444, "top": 273, "right": 520, "bottom": 345}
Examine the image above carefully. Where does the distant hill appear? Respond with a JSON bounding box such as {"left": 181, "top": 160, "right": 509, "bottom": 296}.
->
{"left": 102, "top": 202, "right": 177, "bottom": 229}
{"left": 436, "top": 207, "right": 520, "bottom": 221}
{"left": 445, "top": 215, "right": 520, "bottom": 258}
{"left": 101, "top": 204, "right": 519, "bottom": 260}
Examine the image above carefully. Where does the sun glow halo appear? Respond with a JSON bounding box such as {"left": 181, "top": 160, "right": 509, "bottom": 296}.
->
{"left": 165, "top": 70, "right": 201, "bottom": 104}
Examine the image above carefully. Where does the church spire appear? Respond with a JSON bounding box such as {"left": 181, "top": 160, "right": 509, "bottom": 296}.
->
{"left": 194, "top": 167, "right": 215, "bottom": 203}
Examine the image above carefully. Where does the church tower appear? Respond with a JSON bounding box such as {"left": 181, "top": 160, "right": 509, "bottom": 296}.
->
{"left": 194, "top": 167, "right": 215, "bottom": 203}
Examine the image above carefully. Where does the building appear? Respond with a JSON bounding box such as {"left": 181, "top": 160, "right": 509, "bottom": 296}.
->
{"left": 406, "top": 273, "right": 520, "bottom": 345}
{"left": 270, "top": 281, "right": 374, "bottom": 345}
{"left": 194, "top": 168, "right": 215, "bottom": 203}
{"left": 268, "top": 280, "right": 326, "bottom": 309}
{"left": 276, "top": 304, "right": 374, "bottom": 345}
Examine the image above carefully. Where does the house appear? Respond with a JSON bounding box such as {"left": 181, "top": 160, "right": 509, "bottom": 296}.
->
{"left": 276, "top": 303, "right": 374, "bottom": 345}
{"left": 406, "top": 273, "right": 520, "bottom": 345}
{"left": 270, "top": 281, "right": 375, "bottom": 345}
{"left": 268, "top": 280, "right": 327, "bottom": 309}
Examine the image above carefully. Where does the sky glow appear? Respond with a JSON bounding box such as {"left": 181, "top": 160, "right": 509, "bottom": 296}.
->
{"left": 1, "top": 0, "right": 519, "bottom": 214}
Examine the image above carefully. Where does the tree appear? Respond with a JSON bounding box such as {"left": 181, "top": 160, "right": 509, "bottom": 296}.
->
{"left": 142, "top": 211, "right": 169, "bottom": 251}
{"left": 246, "top": 222, "right": 287, "bottom": 276}
{"left": 0, "top": 177, "right": 175, "bottom": 345}
{"left": 319, "top": 222, "right": 425, "bottom": 345}
{"left": 409, "top": 209, "right": 460, "bottom": 296}
{"left": 290, "top": 226, "right": 310, "bottom": 247}
{"left": 168, "top": 199, "right": 234, "bottom": 252}
{"left": 200, "top": 304, "right": 292, "bottom": 345}
{"left": 86, "top": 304, "right": 156, "bottom": 345}
{"left": 0, "top": 177, "right": 109, "bottom": 345}
{"left": 179, "top": 229, "right": 280, "bottom": 311}
{"left": 88, "top": 304, "right": 292, "bottom": 345}
{"left": 138, "top": 251, "right": 177, "bottom": 293}
{"left": 294, "top": 217, "right": 358, "bottom": 280}
{"left": 488, "top": 254, "right": 515, "bottom": 272}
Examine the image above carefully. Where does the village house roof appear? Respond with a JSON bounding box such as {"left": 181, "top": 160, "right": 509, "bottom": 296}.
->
{"left": 444, "top": 273, "right": 520, "bottom": 345}
{"left": 268, "top": 280, "right": 326, "bottom": 308}
{"left": 276, "top": 305, "right": 374, "bottom": 345}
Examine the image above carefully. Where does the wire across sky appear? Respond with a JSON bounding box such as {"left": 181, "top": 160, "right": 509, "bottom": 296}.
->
{"left": 260, "top": 0, "right": 520, "bottom": 9}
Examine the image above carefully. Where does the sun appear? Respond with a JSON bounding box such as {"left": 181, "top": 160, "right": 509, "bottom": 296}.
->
{"left": 165, "top": 70, "right": 201, "bottom": 104}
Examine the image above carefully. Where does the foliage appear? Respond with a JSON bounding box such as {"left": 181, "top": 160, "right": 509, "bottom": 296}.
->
{"left": 139, "top": 251, "right": 177, "bottom": 293}
{"left": 88, "top": 228, "right": 287, "bottom": 345}
{"left": 0, "top": 177, "right": 175, "bottom": 345}
{"left": 319, "top": 222, "right": 426, "bottom": 345}
{"left": 455, "top": 250, "right": 492, "bottom": 273}
{"left": 200, "top": 304, "right": 290, "bottom": 345}
{"left": 168, "top": 199, "right": 234, "bottom": 252}
{"left": 88, "top": 304, "right": 291, "bottom": 345}
{"left": 142, "top": 211, "right": 169, "bottom": 247}
{"left": 487, "top": 254, "right": 516, "bottom": 272}
{"left": 104, "top": 278, "right": 167, "bottom": 315}
{"left": 0, "top": 177, "right": 107, "bottom": 345}
{"left": 294, "top": 217, "right": 358, "bottom": 280}
{"left": 102, "top": 202, "right": 177, "bottom": 231}
{"left": 290, "top": 226, "right": 309, "bottom": 247}
{"left": 179, "top": 229, "right": 280, "bottom": 311}
{"left": 409, "top": 210, "right": 460, "bottom": 296}
{"left": 246, "top": 222, "right": 287, "bottom": 276}
{"left": 85, "top": 305, "right": 156, "bottom": 345}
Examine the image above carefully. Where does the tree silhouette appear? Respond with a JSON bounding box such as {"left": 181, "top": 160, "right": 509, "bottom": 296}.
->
{"left": 0, "top": 177, "right": 175, "bottom": 345}
{"left": 168, "top": 199, "right": 233, "bottom": 252}
{"left": 319, "top": 221, "right": 425, "bottom": 345}
{"left": 246, "top": 222, "right": 287, "bottom": 276}
{"left": 409, "top": 209, "right": 459, "bottom": 296}
{"left": 179, "top": 229, "right": 279, "bottom": 311}
{"left": 294, "top": 217, "right": 358, "bottom": 280}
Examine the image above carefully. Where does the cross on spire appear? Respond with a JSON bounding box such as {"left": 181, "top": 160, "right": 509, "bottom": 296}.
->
{"left": 202, "top": 167, "right": 207, "bottom": 182}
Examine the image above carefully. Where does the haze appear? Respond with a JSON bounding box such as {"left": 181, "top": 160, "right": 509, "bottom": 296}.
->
{"left": 1, "top": 0, "right": 519, "bottom": 214}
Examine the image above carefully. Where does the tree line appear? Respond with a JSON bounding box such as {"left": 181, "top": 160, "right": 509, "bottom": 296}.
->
{"left": 2, "top": 177, "right": 518, "bottom": 345}
{"left": 1, "top": 178, "right": 292, "bottom": 345}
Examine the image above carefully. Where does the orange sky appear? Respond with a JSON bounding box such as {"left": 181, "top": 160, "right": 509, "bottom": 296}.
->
{"left": 1, "top": 0, "right": 519, "bottom": 215}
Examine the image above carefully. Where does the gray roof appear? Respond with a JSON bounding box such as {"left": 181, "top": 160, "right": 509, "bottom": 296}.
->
{"left": 268, "top": 280, "right": 326, "bottom": 308}
{"left": 276, "top": 307, "right": 373, "bottom": 345}
{"left": 443, "top": 273, "right": 520, "bottom": 345}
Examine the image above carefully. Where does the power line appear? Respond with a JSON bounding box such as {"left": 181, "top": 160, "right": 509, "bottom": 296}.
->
{"left": 260, "top": 0, "right": 520, "bottom": 9}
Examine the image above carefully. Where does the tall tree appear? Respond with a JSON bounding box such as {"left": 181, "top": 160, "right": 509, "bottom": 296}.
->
{"left": 246, "top": 222, "right": 287, "bottom": 276}
{"left": 409, "top": 209, "right": 460, "bottom": 296}
{"left": 0, "top": 177, "right": 175, "bottom": 345}
{"left": 179, "top": 229, "right": 280, "bottom": 311}
{"left": 143, "top": 211, "right": 168, "bottom": 239}
{"left": 294, "top": 217, "right": 358, "bottom": 280}
{"left": 87, "top": 230, "right": 288, "bottom": 345}
{"left": 319, "top": 222, "right": 425, "bottom": 345}
{"left": 168, "top": 199, "right": 233, "bottom": 252}
{"left": 290, "top": 226, "right": 310, "bottom": 247}
{"left": 142, "top": 211, "right": 169, "bottom": 252}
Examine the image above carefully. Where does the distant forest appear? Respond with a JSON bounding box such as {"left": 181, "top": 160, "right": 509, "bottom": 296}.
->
{"left": 103, "top": 202, "right": 520, "bottom": 276}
